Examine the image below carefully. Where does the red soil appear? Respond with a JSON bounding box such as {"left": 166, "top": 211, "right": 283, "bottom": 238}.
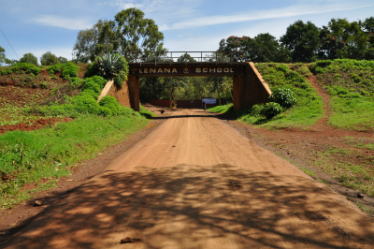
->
{"left": 0, "top": 117, "right": 73, "bottom": 134}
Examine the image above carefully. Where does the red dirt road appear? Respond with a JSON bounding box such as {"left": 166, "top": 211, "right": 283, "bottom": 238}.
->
{"left": 1, "top": 109, "right": 373, "bottom": 249}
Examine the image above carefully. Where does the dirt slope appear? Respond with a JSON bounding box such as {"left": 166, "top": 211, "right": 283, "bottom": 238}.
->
{"left": 1, "top": 109, "right": 373, "bottom": 249}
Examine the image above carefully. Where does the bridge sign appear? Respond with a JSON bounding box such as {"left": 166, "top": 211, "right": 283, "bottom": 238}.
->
{"left": 202, "top": 98, "right": 217, "bottom": 105}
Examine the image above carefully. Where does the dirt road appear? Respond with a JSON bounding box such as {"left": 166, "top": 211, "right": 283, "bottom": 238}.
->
{"left": 1, "top": 109, "right": 373, "bottom": 249}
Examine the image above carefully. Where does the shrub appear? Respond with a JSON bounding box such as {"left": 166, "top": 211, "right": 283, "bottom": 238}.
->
{"left": 70, "top": 77, "right": 84, "bottom": 88}
{"left": 0, "top": 67, "right": 13, "bottom": 75}
{"left": 270, "top": 88, "right": 297, "bottom": 108}
{"left": 10, "top": 63, "right": 41, "bottom": 75}
{"left": 82, "top": 76, "right": 107, "bottom": 94}
{"left": 249, "top": 104, "right": 264, "bottom": 116}
{"left": 35, "top": 76, "right": 125, "bottom": 117}
{"left": 47, "top": 62, "right": 79, "bottom": 80}
{"left": 70, "top": 92, "right": 101, "bottom": 115}
{"left": 260, "top": 102, "right": 283, "bottom": 119}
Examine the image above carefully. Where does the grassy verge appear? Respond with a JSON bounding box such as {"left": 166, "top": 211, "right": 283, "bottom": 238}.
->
{"left": 0, "top": 112, "right": 147, "bottom": 208}
{"left": 310, "top": 59, "right": 374, "bottom": 131}
{"left": 207, "top": 104, "right": 232, "bottom": 114}
{"left": 314, "top": 145, "right": 374, "bottom": 197}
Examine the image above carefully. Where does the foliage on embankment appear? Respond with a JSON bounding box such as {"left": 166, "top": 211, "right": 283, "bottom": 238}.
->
{"left": 0, "top": 57, "right": 152, "bottom": 208}
{"left": 0, "top": 113, "right": 147, "bottom": 208}
{"left": 310, "top": 59, "right": 374, "bottom": 131}
{"left": 209, "top": 63, "right": 323, "bottom": 129}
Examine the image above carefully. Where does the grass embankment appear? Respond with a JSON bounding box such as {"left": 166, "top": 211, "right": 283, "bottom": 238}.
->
{"left": 0, "top": 114, "right": 147, "bottom": 208}
{"left": 0, "top": 64, "right": 152, "bottom": 208}
{"left": 209, "top": 63, "right": 323, "bottom": 129}
{"left": 310, "top": 59, "right": 374, "bottom": 131}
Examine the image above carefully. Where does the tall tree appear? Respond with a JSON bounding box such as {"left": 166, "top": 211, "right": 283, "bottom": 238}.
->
{"left": 73, "top": 20, "right": 117, "bottom": 62}
{"left": 251, "top": 33, "right": 290, "bottom": 62}
{"left": 41, "top": 51, "right": 58, "bottom": 65}
{"left": 281, "top": 21, "right": 320, "bottom": 62}
{"left": 218, "top": 36, "right": 252, "bottom": 62}
{"left": 361, "top": 17, "right": 374, "bottom": 59}
{"left": 177, "top": 53, "right": 196, "bottom": 63}
{"left": 73, "top": 8, "right": 166, "bottom": 62}
{"left": 218, "top": 34, "right": 290, "bottom": 62}
{"left": 319, "top": 18, "right": 369, "bottom": 59}
{"left": 58, "top": 57, "right": 68, "bottom": 63}
{"left": 361, "top": 17, "right": 374, "bottom": 33}
{"left": 114, "top": 8, "right": 166, "bottom": 61}
{"left": 19, "top": 53, "right": 38, "bottom": 65}
{"left": 0, "top": 46, "right": 6, "bottom": 65}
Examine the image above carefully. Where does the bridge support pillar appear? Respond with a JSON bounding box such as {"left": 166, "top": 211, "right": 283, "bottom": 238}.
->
{"left": 127, "top": 75, "right": 140, "bottom": 111}
{"left": 233, "top": 63, "right": 272, "bottom": 111}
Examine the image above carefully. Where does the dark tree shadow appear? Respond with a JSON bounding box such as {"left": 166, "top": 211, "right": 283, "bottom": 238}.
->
{"left": 1, "top": 164, "right": 373, "bottom": 249}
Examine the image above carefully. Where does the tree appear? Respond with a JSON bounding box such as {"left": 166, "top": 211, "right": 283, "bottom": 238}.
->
{"left": 177, "top": 53, "right": 196, "bottom": 63}
{"left": 41, "top": 51, "right": 58, "bottom": 65}
{"left": 115, "top": 8, "right": 166, "bottom": 61}
{"left": 362, "top": 17, "right": 374, "bottom": 33}
{"left": 73, "top": 20, "right": 117, "bottom": 62}
{"left": 19, "top": 53, "right": 38, "bottom": 65}
{"left": 58, "top": 57, "right": 68, "bottom": 63}
{"left": 73, "top": 8, "right": 166, "bottom": 62}
{"left": 361, "top": 17, "right": 374, "bottom": 59}
{"left": 251, "top": 33, "right": 290, "bottom": 62}
{"left": 281, "top": 21, "right": 320, "bottom": 62}
{"left": 218, "top": 36, "right": 252, "bottom": 62}
{"left": 319, "top": 18, "right": 369, "bottom": 59}
{"left": 218, "top": 34, "right": 290, "bottom": 62}
{"left": 0, "top": 46, "right": 6, "bottom": 65}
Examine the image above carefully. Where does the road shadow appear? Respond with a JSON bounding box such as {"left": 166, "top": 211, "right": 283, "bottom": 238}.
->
{"left": 1, "top": 164, "right": 373, "bottom": 249}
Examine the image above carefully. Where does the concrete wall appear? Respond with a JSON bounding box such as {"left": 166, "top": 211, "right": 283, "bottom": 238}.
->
{"left": 98, "top": 80, "right": 132, "bottom": 108}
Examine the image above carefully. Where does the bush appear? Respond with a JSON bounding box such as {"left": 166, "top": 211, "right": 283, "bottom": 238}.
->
{"left": 36, "top": 76, "right": 127, "bottom": 117}
{"left": 82, "top": 76, "right": 107, "bottom": 94}
{"left": 2, "top": 63, "right": 41, "bottom": 75}
{"left": 70, "top": 77, "right": 84, "bottom": 88}
{"left": 270, "top": 88, "right": 297, "bottom": 108}
{"left": 249, "top": 104, "right": 264, "bottom": 116}
{"left": 47, "top": 62, "right": 79, "bottom": 80}
{"left": 260, "top": 102, "right": 283, "bottom": 119}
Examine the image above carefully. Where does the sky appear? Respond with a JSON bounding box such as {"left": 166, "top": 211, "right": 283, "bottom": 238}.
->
{"left": 0, "top": 0, "right": 373, "bottom": 60}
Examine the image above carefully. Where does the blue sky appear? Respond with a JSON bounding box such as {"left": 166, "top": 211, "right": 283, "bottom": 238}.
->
{"left": 1, "top": 0, "right": 373, "bottom": 60}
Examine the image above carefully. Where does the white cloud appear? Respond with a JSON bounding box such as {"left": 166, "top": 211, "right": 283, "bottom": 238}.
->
{"left": 161, "top": 1, "right": 374, "bottom": 30}
{"left": 33, "top": 15, "right": 92, "bottom": 30}
{"left": 120, "top": 2, "right": 143, "bottom": 9}
{"left": 106, "top": 0, "right": 201, "bottom": 23}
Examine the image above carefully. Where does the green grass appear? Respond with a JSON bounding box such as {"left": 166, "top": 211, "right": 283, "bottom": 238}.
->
{"left": 329, "top": 95, "right": 374, "bottom": 131}
{"left": 0, "top": 112, "right": 148, "bottom": 208}
{"left": 254, "top": 63, "right": 323, "bottom": 129}
{"left": 314, "top": 146, "right": 374, "bottom": 197}
{"left": 310, "top": 59, "right": 374, "bottom": 131}
{"left": 344, "top": 136, "right": 374, "bottom": 150}
{"left": 207, "top": 104, "right": 233, "bottom": 114}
